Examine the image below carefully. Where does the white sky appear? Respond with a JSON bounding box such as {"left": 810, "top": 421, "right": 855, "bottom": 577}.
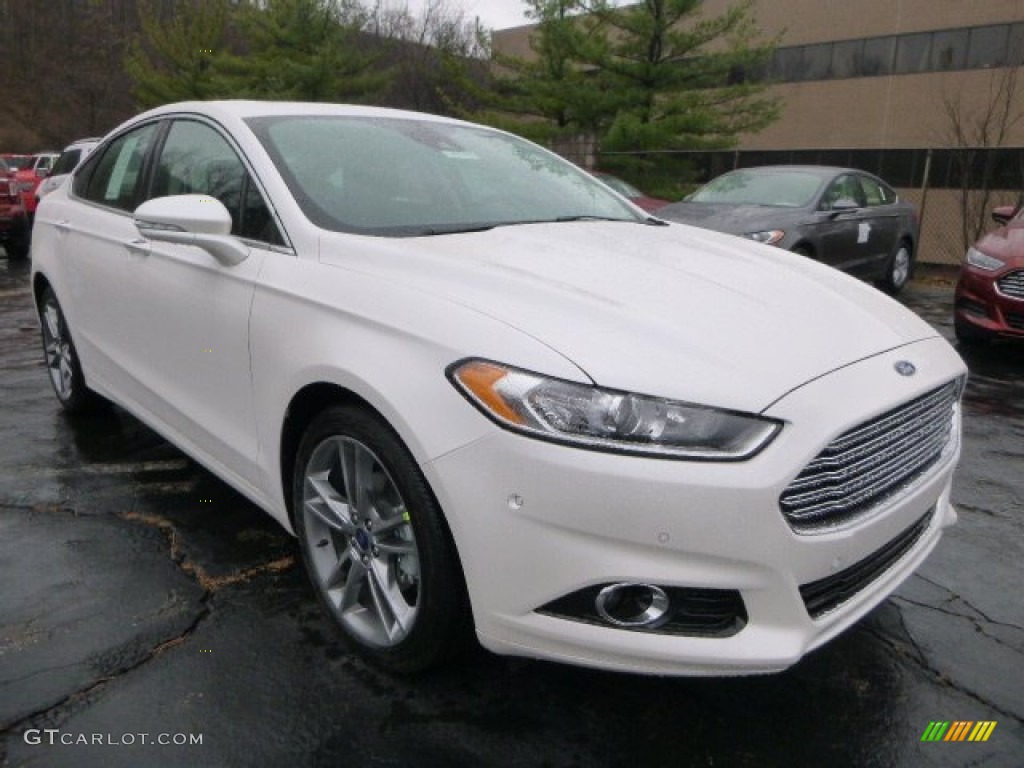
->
{"left": 396, "top": 0, "right": 533, "bottom": 31}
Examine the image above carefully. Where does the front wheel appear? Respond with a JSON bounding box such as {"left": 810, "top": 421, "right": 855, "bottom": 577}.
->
{"left": 292, "top": 404, "right": 472, "bottom": 673}
{"left": 878, "top": 242, "right": 913, "bottom": 295}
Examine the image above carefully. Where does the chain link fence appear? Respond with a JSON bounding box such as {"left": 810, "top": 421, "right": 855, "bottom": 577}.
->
{"left": 593, "top": 147, "right": 1024, "bottom": 266}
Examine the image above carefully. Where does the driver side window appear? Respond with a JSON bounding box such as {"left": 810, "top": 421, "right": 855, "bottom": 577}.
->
{"left": 821, "top": 174, "right": 866, "bottom": 211}
{"left": 150, "top": 120, "right": 284, "bottom": 246}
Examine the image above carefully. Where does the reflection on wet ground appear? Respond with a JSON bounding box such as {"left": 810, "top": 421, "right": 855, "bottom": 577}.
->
{"left": 1, "top": 257, "right": 1021, "bottom": 767}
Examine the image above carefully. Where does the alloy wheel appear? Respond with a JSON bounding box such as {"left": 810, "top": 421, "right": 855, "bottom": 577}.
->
{"left": 891, "top": 246, "right": 911, "bottom": 288}
{"left": 300, "top": 435, "right": 421, "bottom": 648}
{"left": 41, "top": 296, "right": 75, "bottom": 401}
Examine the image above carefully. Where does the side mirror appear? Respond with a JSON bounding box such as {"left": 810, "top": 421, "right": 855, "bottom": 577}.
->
{"left": 133, "top": 195, "right": 248, "bottom": 266}
{"left": 991, "top": 205, "right": 1016, "bottom": 226}
{"left": 830, "top": 198, "right": 860, "bottom": 213}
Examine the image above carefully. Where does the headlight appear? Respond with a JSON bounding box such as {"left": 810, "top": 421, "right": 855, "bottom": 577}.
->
{"left": 965, "top": 246, "right": 1004, "bottom": 271}
{"left": 745, "top": 230, "right": 785, "bottom": 245}
{"left": 448, "top": 359, "right": 782, "bottom": 460}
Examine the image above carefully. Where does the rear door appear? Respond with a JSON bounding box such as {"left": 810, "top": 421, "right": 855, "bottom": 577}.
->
{"left": 856, "top": 174, "right": 903, "bottom": 277}
{"left": 58, "top": 121, "right": 162, "bottom": 389}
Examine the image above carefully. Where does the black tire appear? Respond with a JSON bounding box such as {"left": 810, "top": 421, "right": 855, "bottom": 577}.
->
{"left": 5, "top": 237, "right": 29, "bottom": 260}
{"left": 37, "top": 286, "right": 106, "bottom": 412}
{"left": 877, "top": 240, "right": 914, "bottom": 295}
{"left": 292, "top": 404, "right": 472, "bottom": 673}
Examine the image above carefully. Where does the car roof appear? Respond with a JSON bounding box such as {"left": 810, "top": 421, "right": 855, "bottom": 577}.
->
{"left": 726, "top": 165, "right": 871, "bottom": 178}
{"left": 63, "top": 138, "right": 101, "bottom": 149}
{"left": 141, "top": 100, "right": 465, "bottom": 123}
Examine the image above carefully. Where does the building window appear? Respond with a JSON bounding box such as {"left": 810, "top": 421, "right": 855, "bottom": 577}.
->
{"left": 802, "top": 43, "right": 833, "bottom": 81}
{"left": 931, "top": 29, "right": 967, "bottom": 71}
{"left": 1009, "top": 23, "right": 1024, "bottom": 66}
{"left": 771, "top": 47, "right": 805, "bottom": 82}
{"left": 831, "top": 39, "right": 865, "bottom": 79}
{"left": 966, "top": 25, "right": 1009, "bottom": 68}
{"left": 862, "top": 37, "right": 896, "bottom": 77}
{"left": 894, "top": 32, "right": 932, "bottom": 74}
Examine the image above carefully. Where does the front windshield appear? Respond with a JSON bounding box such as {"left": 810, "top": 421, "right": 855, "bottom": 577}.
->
{"left": 246, "top": 115, "right": 642, "bottom": 236}
{"left": 5, "top": 156, "right": 32, "bottom": 171}
{"left": 51, "top": 148, "right": 84, "bottom": 176}
{"left": 691, "top": 170, "right": 823, "bottom": 208}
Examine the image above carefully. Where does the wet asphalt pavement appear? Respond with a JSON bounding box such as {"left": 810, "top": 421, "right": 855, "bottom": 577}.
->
{"left": 0, "top": 254, "right": 1021, "bottom": 768}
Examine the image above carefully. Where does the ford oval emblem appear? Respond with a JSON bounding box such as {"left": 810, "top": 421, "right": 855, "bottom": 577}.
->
{"left": 894, "top": 361, "right": 917, "bottom": 377}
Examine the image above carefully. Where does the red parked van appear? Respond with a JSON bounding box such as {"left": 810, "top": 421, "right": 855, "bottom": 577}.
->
{"left": 0, "top": 158, "right": 30, "bottom": 259}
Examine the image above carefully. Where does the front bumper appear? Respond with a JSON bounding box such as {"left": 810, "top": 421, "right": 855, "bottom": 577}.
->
{"left": 955, "top": 265, "right": 1024, "bottom": 339}
{"left": 424, "top": 337, "right": 965, "bottom": 675}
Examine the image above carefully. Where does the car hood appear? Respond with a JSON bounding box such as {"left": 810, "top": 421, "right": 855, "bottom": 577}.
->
{"left": 657, "top": 202, "right": 808, "bottom": 236}
{"left": 320, "top": 221, "right": 937, "bottom": 413}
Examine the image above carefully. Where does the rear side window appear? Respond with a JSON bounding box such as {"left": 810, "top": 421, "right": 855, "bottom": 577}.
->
{"left": 859, "top": 175, "right": 896, "bottom": 206}
{"left": 75, "top": 123, "right": 160, "bottom": 211}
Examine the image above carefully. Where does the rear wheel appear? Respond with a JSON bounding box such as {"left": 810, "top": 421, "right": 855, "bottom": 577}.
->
{"left": 38, "top": 286, "right": 106, "bottom": 412}
{"left": 292, "top": 404, "right": 471, "bottom": 673}
{"left": 878, "top": 241, "right": 913, "bottom": 295}
{"left": 5, "top": 236, "right": 29, "bottom": 260}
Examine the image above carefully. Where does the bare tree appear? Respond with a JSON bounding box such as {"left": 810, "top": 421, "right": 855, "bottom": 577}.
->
{"left": 0, "top": 1, "right": 139, "bottom": 149}
{"left": 365, "top": 0, "right": 490, "bottom": 114}
{"left": 941, "top": 63, "right": 1024, "bottom": 249}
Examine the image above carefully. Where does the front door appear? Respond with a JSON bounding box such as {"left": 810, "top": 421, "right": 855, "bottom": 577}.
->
{"left": 122, "top": 118, "right": 283, "bottom": 492}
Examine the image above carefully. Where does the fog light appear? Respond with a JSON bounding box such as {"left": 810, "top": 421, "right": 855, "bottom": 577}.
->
{"left": 595, "top": 583, "right": 670, "bottom": 627}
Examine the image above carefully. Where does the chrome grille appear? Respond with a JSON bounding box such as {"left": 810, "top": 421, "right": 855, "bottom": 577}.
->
{"left": 997, "top": 270, "right": 1024, "bottom": 299}
{"left": 780, "top": 381, "right": 958, "bottom": 531}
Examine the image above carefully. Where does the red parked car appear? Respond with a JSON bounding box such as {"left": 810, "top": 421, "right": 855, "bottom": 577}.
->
{"left": 0, "top": 157, "right": 31, "bottom": 259}
{"left": 954, "top": 203, "right": 1024, "bottom": 345}
{"left": 1, "top": 153, "right": 32, "bottom": 174}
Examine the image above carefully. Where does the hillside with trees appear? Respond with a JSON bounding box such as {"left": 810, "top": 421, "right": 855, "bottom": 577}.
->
{"left": 0, "top": 0, "right": 488, "bottom": 151}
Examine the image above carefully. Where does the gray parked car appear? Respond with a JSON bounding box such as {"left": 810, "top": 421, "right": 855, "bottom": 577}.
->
{"left": 658, "top": 166, "right": 919, "bottom": 294}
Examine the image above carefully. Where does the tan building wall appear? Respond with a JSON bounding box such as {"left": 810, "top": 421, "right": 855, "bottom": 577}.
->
{"left": 494, "top": 0, "right": 1024, "bottom": 51}
{"left": 702, "top": 0, "right": 1024, "bottom": 46}
{"left": 746, "top": 68, "right": 1024, "bottom": 149}
{"left": 492, "top": 0, "right": 1024, "bottom": 150}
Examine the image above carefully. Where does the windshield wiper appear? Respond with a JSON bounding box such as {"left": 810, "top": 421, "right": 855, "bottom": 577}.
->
{"left": 417, "top": 223, "right": 498, "bottom": 236}
{"left": 554, "top": 215, "right": 632, "bottom": 223}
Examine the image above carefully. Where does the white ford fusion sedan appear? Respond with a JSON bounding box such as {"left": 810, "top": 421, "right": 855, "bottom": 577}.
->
{"left": 32, "top": 101, "right": 966, "bottom": 675}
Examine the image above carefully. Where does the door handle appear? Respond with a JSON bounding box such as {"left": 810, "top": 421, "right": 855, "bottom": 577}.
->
{"left": 55, "top": 219, "right": 71, "bottom": 233}
{"left": 125, "top": 238, "right": 150, "bottom": 255}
